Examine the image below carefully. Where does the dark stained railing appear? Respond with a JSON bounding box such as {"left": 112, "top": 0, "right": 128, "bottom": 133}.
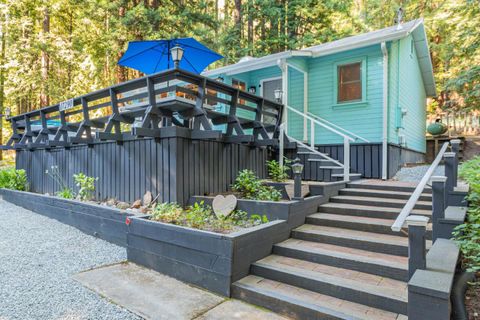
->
{"left": 2, "top": 68, "right": 283, "bottom": 150}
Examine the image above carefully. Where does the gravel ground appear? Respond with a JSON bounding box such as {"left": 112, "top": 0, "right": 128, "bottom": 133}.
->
{"left": 0, "top": 200, "right": 141, "bottom": 320}
{"left": 392, "top": 164, "right": 445, "bottom": 182}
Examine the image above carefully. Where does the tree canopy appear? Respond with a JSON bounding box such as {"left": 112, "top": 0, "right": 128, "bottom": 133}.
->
{"left": 0, "top": 0, "right": 478, "bottom": 152}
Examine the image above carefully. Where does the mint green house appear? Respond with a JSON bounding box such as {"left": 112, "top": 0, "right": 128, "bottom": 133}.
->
{"left": 204, "top": 19, "right": 435, "bottom": 179}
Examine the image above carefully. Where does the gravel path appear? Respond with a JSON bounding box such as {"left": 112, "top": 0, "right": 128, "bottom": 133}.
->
{"left": 0, "top": 200, "right": 141, "bottom": 320}
{"left": 392, "top": 164, "right": 445, "bottom": 182}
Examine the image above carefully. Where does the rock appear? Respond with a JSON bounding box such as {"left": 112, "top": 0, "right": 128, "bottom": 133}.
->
{"left": 143, "top": 191, "right": 153, "bottom": 207}
{"left": 212, "top": 194, "right": 237, "bottom": 218}
{"left": 116, "top": 202, "right": 130, "bottom": 210}
{"left": 285, "top": 184, "right": 310, "bottom": 200}
{"left": 139, "top": 206, "right": 149, "bottom": 214}
{"left": 106, "top": 199, "right": 117, "bottom": 207}
{"left": 131, "top": 199, "right": 142, "bottom": 209}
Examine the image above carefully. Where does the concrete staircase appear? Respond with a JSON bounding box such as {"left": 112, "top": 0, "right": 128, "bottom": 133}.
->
{"left": 232, "top": 182, "right": 434, "bottom": 320}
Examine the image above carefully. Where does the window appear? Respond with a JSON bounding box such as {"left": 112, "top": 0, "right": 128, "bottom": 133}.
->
{"left": 337, "top": 62, "right": 362, "bottom": 103}
{"left": 232, "top": 79, "right": 246, "bottom": 105}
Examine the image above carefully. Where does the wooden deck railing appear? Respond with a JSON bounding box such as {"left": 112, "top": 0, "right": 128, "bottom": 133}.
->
{"left": 1, "top": 68, "right": 283, "bottom": 150}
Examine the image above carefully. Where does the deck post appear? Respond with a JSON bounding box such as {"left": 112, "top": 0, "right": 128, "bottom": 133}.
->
{"left": 406, "top": 215, "right": 429, "bottom": 280}
{"left": 450, "top": 139, "right": 461, "bottom": 187}
{"left": 431, "top": 176, "right": 447, "bottom": 242}
{"left": 343, "top": 137, "right": 350, "bottom": 182}
{"left": 443, "top": 152, "right": 456, "bottom": 194}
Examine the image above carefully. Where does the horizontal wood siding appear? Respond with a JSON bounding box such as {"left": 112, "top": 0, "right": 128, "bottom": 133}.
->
{"left": 306, "top": 45, "right": 384, "bottom": 144}
{"left": 16, "top": 138, "right": 267, "bottom": 206}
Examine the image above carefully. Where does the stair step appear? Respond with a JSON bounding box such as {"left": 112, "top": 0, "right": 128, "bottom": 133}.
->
{"left": 340, "top": 188, "right": 432, "bottom": 201}
{"left": 330, "top": 195, "right": 432, "bottom": 210}
{"left": 306, "top": 213, "right": 433, "bottom": 238}
{"left": 273, "top": 239, "right": 408, "bottom": 281}
{"left": 291, "top": 224, "right": 432, "bottom": 256}
{"left": 319, "top": 166, "right": 344, "bottom": 170}
{"left": 250, "top": 255, "right": 408, "bottom": 314}
{"left": 318, "top": 202, "right": 432, "bottom": 220}
{"left": 232, "top": 275, "right": 404, "bottom": 320}
{"left": 347, "top": 181, "right": 432, "bottom": 194}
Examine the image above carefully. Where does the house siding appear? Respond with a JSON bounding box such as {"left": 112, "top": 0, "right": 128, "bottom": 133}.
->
{"left": 305, "top": 45, "right": 384, "bottom": 144}
{"left": 388, "top": 36, "right": 427, "bottom": 153}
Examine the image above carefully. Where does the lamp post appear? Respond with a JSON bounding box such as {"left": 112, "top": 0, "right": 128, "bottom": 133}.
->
{"left": 292, "top": 158, "right": 304, "bottom": 200}
{"left": 170, "top": 45, "right": 184, "bottom": 69}
{"left": 274, "top": 88, "right": 283, "bottom": 103}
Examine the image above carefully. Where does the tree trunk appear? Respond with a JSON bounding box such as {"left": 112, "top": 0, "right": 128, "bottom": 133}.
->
{"left": 116, "top": 3, "right": 127, "bottom": 83}
{"left": 0, "top": 16, "right": 6, "bottom": 160}
{"left": 234, "top": 0, "right": 242, "bottom": 39}
{"left": 40, "top": 7, "right": 50, "bottom": 107}
{"left": 247, "top": 0, "right": 253, "bottom": 55}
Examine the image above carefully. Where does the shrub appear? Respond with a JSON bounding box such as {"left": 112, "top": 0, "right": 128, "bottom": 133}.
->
{"left": 266, "top": 158, "right": 291, "bottom": 182}
{"left": 57, "top": 188, "right": 75, "bottom": 199}
{"left": 150, "top": 201, "right": 269, "bottom": 233}
{"left": 453, "top": 156, "right": 480, "bottom": 272}
{"left": 73, "top": 173, "right": 97, "bottom": 201}
{"left": 0, "top": 167, "right": 28, "bottom": 191}
{"left": 232, "top": 169, "right": 282, "bottom": 201}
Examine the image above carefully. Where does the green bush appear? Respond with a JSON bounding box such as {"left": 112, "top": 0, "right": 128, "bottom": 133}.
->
{"left": 150, "top": 201, "right": 269, "bottom": 233}
{"left": 232, "top": 169, "right": 282, "bottom": 201}
{"left": 0, "top": 167, "right": 28, "bottom": 191}
{"left": 45, "top": 165, "right": 75, "bottom": 199}
{"left": 266, "top": 158, "right": 291, "bottom": 182}
{"left": 453, "top": 156, "right": 480, "bottom": 272}
{"left": 73, "top": 173, "right": 97, "bottom": 201}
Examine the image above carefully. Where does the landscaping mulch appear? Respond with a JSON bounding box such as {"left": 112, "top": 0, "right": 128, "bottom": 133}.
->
{"left": 466, "top": 282, "right": 480, "bottom": 320}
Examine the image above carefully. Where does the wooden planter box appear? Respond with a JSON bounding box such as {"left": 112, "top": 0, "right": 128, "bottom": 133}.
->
{"left": 0, "top": 188, "right": 134, "bottom": 247}
{"left": 127, "top": 216, "right": 289, "bottom": 296}
{"left": 190, "top": 195, "right": 325, "bottom": 229}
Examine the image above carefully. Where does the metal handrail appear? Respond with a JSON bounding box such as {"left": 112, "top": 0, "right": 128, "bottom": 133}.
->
{"left": 286, "top": 106, "right": 355, "bottom": 142}
{"left": 307, "top": 111, "right": 370, "bottom": 143}
{"left": 391, "top": 142, "right": 450, "bottom": 232}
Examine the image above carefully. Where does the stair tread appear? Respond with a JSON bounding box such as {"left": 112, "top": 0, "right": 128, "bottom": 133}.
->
{"left": 332, "top": 173, "right": 363, "bottom": 177}
{"left": 308, "top": 213, "right": 433, "bottom": 231}
{"left": 331, "top": 195, "right": 432, "bottom": 206}
{"left": 319, "top": 202, "right": 432, "bottom": 216}
{"left": 254, "top": 255, "right": 408, "bottom": 302}
{"left": 294, "top": 224, "right": 433, "bottom": 248}
{"left": 342, "top": 188, "right": 432, "bottom": 198}
{"left": 234, "top": 275, "right": 404, "bottom": 320}
{"left": 276, "top": 238, "right": 408, "bottom": 270}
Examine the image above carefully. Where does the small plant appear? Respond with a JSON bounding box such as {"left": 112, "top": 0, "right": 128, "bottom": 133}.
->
{"left": 151, "top": 202, "right": 183, "bottom": 223}
{"left": 73, "top": 172, "right": 97, "bottom": 201}
{"left": 232, "top": 169, "right": 282, "bottom": 201}
{"left": 0, "top": 167, "right": 28, "bottom": 191}
{"left": 266, "top": 158, "right": 292, "bottom": 182}
{"left": 45, "top": 165, "right": 75, "bottom": 199}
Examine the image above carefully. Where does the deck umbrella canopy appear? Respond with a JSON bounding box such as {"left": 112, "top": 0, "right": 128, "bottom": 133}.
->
{"left": 118, "top": 37, "right": 223, "bottom": 75}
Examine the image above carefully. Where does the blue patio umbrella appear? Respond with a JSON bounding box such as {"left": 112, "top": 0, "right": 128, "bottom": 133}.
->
{"left": 117, "top": 37, "right": 223, "bottom": 75}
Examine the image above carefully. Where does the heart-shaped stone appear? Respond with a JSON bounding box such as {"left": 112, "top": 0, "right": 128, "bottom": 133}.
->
{"left": 212, "top": 194, "right": 237, "bottom": 218}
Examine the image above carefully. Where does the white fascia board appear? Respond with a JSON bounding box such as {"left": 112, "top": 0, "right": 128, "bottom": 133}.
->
{"left": 203, "top": 50, "right": 311, "bottom": 77}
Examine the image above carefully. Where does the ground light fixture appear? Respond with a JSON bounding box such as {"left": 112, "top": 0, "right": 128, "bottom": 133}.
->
{"left": 292, "top": 158, "right": 304, "bottom": 200}
{"left": 274, "top": 88, "right": 283, "bottom": 103}
{"left": 171, "top": 45, "right": 184, "bottom": 69}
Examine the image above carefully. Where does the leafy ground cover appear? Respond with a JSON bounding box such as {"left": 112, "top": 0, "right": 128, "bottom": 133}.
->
{"left": 150, "top": 201, "right": 268, "bottom": 234}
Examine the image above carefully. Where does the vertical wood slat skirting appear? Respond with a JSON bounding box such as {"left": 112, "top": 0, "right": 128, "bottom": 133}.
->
{"left": 16, "top": 137, "right": 267, "bottom": 206}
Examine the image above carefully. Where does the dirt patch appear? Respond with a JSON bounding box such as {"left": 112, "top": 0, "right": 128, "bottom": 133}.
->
{"left": 464, "top": 137, "right": 480, "bottom": 161}
{"left": 466, "top": 281, "right": 480, "bottom": 319}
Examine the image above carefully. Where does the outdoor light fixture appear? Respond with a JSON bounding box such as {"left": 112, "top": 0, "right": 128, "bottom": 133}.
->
{"left": 292, "top": 158, "right": 304, "bottom": 200}
{"left": 216, "top": 76, "right": 224, "bottom": 82}
{"left": 170, "top": 45, "right": 184, "bottom": 69}
{"left": 274, "top": 88, "right": 283, "bottom": 102}
{"left": 248, "top": 86, "right": 256, "bottom": 94}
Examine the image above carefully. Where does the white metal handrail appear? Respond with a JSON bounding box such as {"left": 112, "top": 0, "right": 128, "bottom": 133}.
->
{"left": 282, "top": 105, "right": 355, "bottom": 181}
{"left": 307, "top": 112, "right": 370, "bottom": 143}
{"left": 391, "top": 142, "right": 450, "bottom": 232}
